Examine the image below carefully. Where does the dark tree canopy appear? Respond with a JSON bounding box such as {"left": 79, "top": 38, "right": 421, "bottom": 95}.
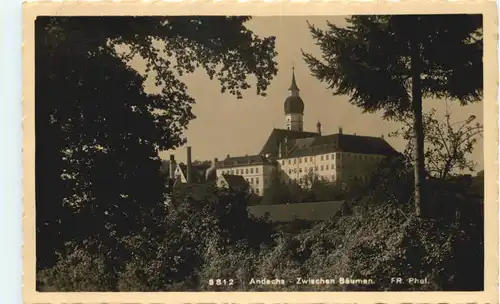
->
{"left": 303, "top": 15, "right": 482, "bottom": 216}
{"left": 35, "top": 16, "right": 278, "bottom": 269}
{"left": 303, "top": 15, "right": 483, "bottom": 118}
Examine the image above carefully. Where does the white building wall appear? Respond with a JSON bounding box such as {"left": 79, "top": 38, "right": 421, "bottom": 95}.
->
{"left": 216, "top": 164, "right": 274, "bottom": 195}
{"left": 215, "top": 152, "right": 387, "bottom": 194}
{"left": 277, "top": 152, "right": 386, "bottom": 187}
{"left": 284, "top": 113, "right": 304, "bottom": 131}
{"left": 174, "top": 165, "right": 187, "bottom": 183}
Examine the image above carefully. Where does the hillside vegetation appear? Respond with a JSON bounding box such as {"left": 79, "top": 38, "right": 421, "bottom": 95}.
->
{"left": 38, "top": 157, "right": 484, "bottom": 291}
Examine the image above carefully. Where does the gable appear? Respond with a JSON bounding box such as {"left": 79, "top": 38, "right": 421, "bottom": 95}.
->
{"left": 259, "top": 128, "right": 320, "bottom": 156}
{"left": 221, "top": 174, "right": 248, "bottom": 189}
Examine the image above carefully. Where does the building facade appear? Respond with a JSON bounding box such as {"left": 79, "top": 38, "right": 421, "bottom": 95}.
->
{"left": 166, "top": 69, "right": 399, "bottom": 196}
{"left": 214, "top": 68, "right": 399, "bottom": 196}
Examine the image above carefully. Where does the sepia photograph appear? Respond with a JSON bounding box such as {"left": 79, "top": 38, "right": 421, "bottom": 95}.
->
{"left": 22, "top": 3, "right": 497, "bottom": 302}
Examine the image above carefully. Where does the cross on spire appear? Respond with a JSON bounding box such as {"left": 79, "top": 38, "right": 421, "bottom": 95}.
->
{"left": 289, "top": 65, "right": 299, "bottom": 92}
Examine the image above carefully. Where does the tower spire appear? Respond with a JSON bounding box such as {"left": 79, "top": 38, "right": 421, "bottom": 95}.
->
{"left": 289, "top": 66, "right": 300, "bottom": 92}
{"left": 284, "top": 65, "right": 304, "bottom": 132}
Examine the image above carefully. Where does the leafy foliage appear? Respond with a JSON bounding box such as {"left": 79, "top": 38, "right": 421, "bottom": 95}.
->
{"left": 390, "top": 109, "right": 483, "bottom": 179}
{"left": 303, "top": 15, "right": 483, "bottom": 216}
{"left": 303, "top": 15, "right": 482, "bottom": 118}
{"left": 37, "top": 16, "right": 483, "bottom": 293}
{"left": 260, "top": 170, "right": 357, "bottom": 205}
{"left": 38, "top": 241, "right": 118, "bottom": 291}
{"left": 36, "top": 16, "right": 278, "bottom": 270}
{"left": 38, "top": 162, "right": 484, "bottom": 291}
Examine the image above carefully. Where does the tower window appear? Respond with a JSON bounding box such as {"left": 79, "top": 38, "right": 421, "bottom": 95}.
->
{"left": 287, "top": 127, "right": 290, "bottom": 130}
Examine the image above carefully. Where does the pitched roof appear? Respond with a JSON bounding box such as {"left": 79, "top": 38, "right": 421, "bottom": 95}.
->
{"left": 221, "top": 174, "right": 249, "bottom": 189}
{"left": 282, "top": 133, "right": 399, "bottom": 158}
{"left": 218, "top": 154, "right": 273, "bottom": 168}
{"left": 248, "top": 200, "right": 346, "bottom": 222}
{"left": 259, "top": 128, "right": 320, "bottom": 156}
{"left": 177, "top": 163, "right": 211, "bottom": 183}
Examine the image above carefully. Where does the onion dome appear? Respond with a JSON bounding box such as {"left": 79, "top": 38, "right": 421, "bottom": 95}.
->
{"left": 284, "top": 67, "right": 304, "bottom": 114}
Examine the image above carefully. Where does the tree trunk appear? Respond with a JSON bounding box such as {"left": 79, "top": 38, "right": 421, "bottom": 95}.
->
{"left": 410, "top": 34, "right": 426, "bottom": 217}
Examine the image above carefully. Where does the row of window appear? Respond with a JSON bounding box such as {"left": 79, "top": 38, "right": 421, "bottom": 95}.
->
{"left": 283, "top": 163, "right": 337, "bottom": 175}
{"left": 245, "top": 177, "right": 260, "bottom": 185}
{"left": 280, "top": 153, "right": 338, "bottom": 166}
{"left": 245, "top": 177, "right": 264, "bottom": 195}
{"left": 279, "top": 153, "right": 382, "bottom": 166}
{"left": 219, "top": 167, "right": 259, "bottom": 175}
{"left": 346, "top": 154, "right": 380, "bottom": 163}
{"left": 282, "top": 174, "right": 336, "bottom": 185}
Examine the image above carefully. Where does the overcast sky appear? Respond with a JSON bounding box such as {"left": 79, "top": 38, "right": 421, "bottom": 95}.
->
{"left": 133, "top": 16, "right": 484, "bottom": 172}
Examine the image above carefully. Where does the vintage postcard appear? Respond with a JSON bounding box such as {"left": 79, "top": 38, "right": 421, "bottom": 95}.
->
{"left": 22, "top": 1, "right": 498, "bottom": 303}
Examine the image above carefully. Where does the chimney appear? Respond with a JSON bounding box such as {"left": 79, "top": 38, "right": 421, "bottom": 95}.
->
{"left": 381, "top": 134, "right": 385, "bottom": 139}
{"left": 316, "top": 121, "right": 322, "bottom": 135}
{"left": 339, "top": 126, "right": 343, "bottom": 135}
{"left": 169, "top": 154, "right": 176, "bottom": 179}
{"left": 186, "top": 146, "right": 192, "bottom": 184}
{"left": 205, "top": 157, "right": 218, "bottom": 181}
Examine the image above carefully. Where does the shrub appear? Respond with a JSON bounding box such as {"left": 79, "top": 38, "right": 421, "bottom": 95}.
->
{"left": 37, "top": 241, "right": 118, "bottom": 291}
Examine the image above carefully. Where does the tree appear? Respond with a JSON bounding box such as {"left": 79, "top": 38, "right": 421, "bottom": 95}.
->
{"left": 303, "top": 15, "right": 482, "bottom": 216}
{"left": 39, "top": 185, "right": 274, "bottom": 291}
{"left": 261, "top": 169, "right": 292, "bottom": 205}
{"left": 36, "top": 16, "right": 277, "bottom": 271}
{"left": 390, "top": 109, "right": 483, "bottom": 179}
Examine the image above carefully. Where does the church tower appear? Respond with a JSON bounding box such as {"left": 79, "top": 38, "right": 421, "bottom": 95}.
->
{"left": 284, "top": 67, "right": 305, "bottom": 131}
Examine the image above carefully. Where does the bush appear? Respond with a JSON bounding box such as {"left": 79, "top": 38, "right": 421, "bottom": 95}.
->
{"left": 37, "top": 241, "right": 118, "bottom": 291}
{"left": 39, "top": 161, "right": 483, "bottom": 291}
